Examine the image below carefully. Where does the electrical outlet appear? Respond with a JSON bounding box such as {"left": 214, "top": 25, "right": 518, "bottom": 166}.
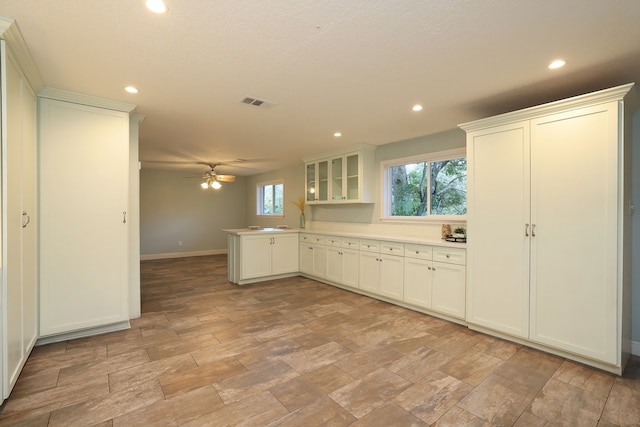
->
{"left": 178, "top": 240, "right": 183, "bottom": 246}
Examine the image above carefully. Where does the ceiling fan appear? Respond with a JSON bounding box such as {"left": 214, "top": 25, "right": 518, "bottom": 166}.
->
{"left": 199, "top": 163, "right": 236, "bottom": 190}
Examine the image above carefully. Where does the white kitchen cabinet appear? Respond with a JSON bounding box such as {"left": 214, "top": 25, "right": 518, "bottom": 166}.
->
{"left": 325, "top": 237, "right": 359, "bottom": 288}
{"left": 239, "top": 233, "right": 299, "bottom": 280}
{"left": 39, "top": 94, "right": 135, "bottom": 339}
{"left": 0, "top": 19, "right": 40, "bottom": 402}
{"left": 403, "top": 244, "right": 465, "bottom": 319}
{"left": 358, "top": 240, "right": 404, "bottom": 301}
{"left": 304, "top": 144, "right": 376, "bottom": 204}
{"left": 431, "top": 260, "right": 466, "bottom": 319}
{"left": 461, "top": 83, "right": 636, "bottom": 373}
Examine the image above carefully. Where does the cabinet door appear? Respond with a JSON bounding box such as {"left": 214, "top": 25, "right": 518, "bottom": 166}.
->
{"left": 312, "top": 244, "right": 327, "bottom": 278}
{"left": 317, "top": 160, "right": 329, "bottom": 202}
{"left": 359, "top": 251, "right": 380, "bottom": 293}
{"left": 379, "top": 254, "right": 404, "bottom": 301}
{"left": 299, "top": 243, "right": 314, "bottom": 274}
{"left": 466, "top": 121, "right": 530, "bottom": 338}
{"left": 272, "top": 234, "right": 299, "bottom": 275}
{"left": 345, "top": 153, "right": 360, "bottom": 201}
{"left": 39, "top": 98, "right": 129, "bottom": 337}
{"left": 403, "top": 257, "right": 432, "bottom": 309}
{"left": 330, "top": 156, "right": 344, "bottom": 201}
{"left": 341, "top": 248, "right": 359, "bottom": 288}
{"left": 529, "top": 103, "right": 619, "bottom": 364}
{"left": 326, "top": 246, "right": 343, "bottom": 283}
{"left": 3, "top": 50, "right": 38, "bottom": 398}
{"left": 432, "top": 262, "right": 465, "bottom": 319}
{"left": 240, "top": 235, "right": 272, "bottom": 279}
{"left": 305, "top": 163, "right": 317, "bottom": 203}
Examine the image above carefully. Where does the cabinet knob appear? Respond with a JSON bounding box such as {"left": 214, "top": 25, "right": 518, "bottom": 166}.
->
{"left": 415, "top": 251, "right": 419, "bottom": 254}
{"left": 446, "top": 254, "right": 450, "bottom": 258}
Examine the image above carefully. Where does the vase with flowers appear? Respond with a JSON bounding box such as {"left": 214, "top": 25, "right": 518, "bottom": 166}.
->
{"left": 293, "top": 196, "right": 306, "bottom": 229}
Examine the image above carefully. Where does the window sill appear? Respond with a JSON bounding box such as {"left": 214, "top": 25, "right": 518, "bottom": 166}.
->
{"left": 379, "top": 216, "right": 466, "bottom": 225}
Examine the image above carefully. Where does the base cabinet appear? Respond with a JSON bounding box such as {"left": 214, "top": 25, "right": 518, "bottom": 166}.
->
{"left": 461, "top": 83, "right": 635, "bottom": 373}
{"left": 326, "top": 246, "right": 359, "bottom": 286}
{"left": 403, "top": 244, "right": 466, "bottom": 319}
{"left": 239, "top": 233, "right": 299, "bottom": 281}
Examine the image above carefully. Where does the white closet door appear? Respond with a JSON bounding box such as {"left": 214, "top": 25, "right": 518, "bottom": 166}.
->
{"left": 466, "top": 121, "right": 531, "bottom": 338}
{"left": 2, "top": 49, "right": 38, "bottom": 399}
{"left": 39, "top": 98, "right": 129, "bottom": 336}
{"left": 529, "top": 102, "right": 619, "bottom": 364}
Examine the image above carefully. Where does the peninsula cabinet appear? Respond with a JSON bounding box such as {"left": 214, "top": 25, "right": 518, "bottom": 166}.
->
{"left": 39, "top": 93, "right": 135, "bottom": 339}
{"left": 304, "top": 144, "right": 376, "bottom": 204}
{"left": 0, "top": 18, "right": 40, "bottom": 403}
{"left": 227, "top": 230, "right": 299, "bottom": 284}
{"left": 460, "top": 83, "right": 637, "bottom": 374}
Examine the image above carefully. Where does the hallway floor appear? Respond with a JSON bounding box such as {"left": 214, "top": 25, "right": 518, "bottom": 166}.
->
{"left": 0, "top": 255, "right": 638, "bottom": 426}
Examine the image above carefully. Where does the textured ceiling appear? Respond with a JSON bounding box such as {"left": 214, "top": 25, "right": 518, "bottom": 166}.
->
{"left": 2, "top": 1, "right": 640, "bottom": 175}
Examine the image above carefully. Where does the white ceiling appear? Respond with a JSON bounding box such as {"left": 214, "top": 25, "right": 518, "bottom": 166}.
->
{"left": 2, "top": 1, "right": 640, "bottom": 176}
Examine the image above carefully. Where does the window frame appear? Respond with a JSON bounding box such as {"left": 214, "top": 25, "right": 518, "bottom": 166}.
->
{"left": 256, "top": 179, "right": 285, "bottom": 217}
{"left": 380, "top": 148, "right": 467, "bottom": 223}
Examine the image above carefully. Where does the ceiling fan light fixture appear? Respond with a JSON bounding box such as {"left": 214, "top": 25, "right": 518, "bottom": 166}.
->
{"left": 211, "top": 180, "right": 222, "bottom": 189}
{"left": 201, "top": 181, "right": 209, "bottom": 189}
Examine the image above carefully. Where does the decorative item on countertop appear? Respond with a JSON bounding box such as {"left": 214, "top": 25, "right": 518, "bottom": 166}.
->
{"left": 293, "top": 196, "right": 306, "bottom": 229}
{"left": 445, "top": 226, "right": 467, "bottom": 243}
{"left": 441, "top": 224, "right": 452, "bottom": 239}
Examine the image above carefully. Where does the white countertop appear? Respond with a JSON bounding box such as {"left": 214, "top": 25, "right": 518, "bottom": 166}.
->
{"left": 223, "top": 228, "right": 466, "bottom": 248}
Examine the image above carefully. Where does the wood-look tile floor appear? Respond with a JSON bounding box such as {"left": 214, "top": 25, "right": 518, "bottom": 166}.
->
{"left": 1, "top": 254, "right": 639, "bottom": 426}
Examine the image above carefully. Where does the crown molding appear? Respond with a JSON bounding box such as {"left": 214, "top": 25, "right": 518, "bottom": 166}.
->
{"left": 0, "top": 16, "right": 45, "bottom": 92}
{"left": 459, "top": 83, "right": 635, "bottom": 132}
{"left": 39, "top": 87, "right": 137, "bottom": 113}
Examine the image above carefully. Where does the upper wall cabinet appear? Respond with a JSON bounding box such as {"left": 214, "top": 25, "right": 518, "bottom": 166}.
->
{"left": 304, "top": 144, "right": 376, "bottom": 204}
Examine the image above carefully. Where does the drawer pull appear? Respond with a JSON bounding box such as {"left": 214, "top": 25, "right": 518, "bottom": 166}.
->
{"left": 446, "top": 254, "right": 450, "bottom": 258}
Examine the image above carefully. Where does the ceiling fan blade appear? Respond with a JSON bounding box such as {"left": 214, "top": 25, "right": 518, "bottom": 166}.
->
{"left": 216, "top": 175, "right": 236, "bottom": 182}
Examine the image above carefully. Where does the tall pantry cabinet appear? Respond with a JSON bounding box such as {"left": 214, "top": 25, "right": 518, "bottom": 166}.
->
{"left": 0, "top": 18, "right": 42, "bottom": 402}
{"left": 460, "top": 83, "right": 637, "bottom": 374}
{"left": 38, "top": 90, "right": 137, "bottom": 339}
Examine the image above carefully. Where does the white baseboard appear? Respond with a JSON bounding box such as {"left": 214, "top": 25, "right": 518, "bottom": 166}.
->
{"left": 632, "top": 340, "right": 640, "bottom": 357}
{"left": 140, "top": 249, "right": 227, "bottom": 261}
{"left": 36, "top": 321, "right": 131, "bottom": 346}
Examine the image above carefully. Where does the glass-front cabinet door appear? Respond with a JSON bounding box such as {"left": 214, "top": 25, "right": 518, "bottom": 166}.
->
{"left": 317, "top": 160, "right": 329, "bottom": 202}
{"left": 331, "top": 156, "right": 344, "bottom": 201}
{"left": 346, "top": 153, "right": 360, "bottom": 201}
{"left": 306, "top": 163, "right": 316, "bottom": 203}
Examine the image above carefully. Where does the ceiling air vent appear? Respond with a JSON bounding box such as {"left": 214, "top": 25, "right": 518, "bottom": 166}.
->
{"left": 240, "top": 96, "right": 276, "bottom": 108}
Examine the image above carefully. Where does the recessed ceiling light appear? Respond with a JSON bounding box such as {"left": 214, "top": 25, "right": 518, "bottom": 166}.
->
{"left": 412, "top": 104, "right": 423, "bottom": 112}
{"left": 145, "top": 0, "right": 168, "bottom": 14}
{"left": 548, "top": 59, "right": 566, "bottom": 70}
{"left": 125, "top": 86, "right": 139, "bottom": 94}
{"left": 334, "top": 132, "right": 342, "bottom": 137}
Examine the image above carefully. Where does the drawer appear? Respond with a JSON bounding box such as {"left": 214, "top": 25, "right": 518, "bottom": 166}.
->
{"left": 404, "top": 244, "right": 433, "bottom": 260}
{"left": 380, "top": 242, "right": 404, "bottom": 256}
{"left": 299, "top": 233, "right": 313, "bottom": 242}
{"left": 325, "top": 236, "right": 342, "bottom": 246}
{"left": 341, "top": 237, "right": 359, "bottom": 248}
{"left": 311, "top": 235, "right": 325, "bottom": 245}
{"left": 433, "top": 247, "right": 466, "bottom": 265}
{"left": 359, "top": 239, "right": 380, "bottom": 252}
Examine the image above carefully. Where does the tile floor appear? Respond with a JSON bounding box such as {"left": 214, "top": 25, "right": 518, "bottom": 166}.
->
{"left": 0, "top": 255, "right": 639, "bottom": 426}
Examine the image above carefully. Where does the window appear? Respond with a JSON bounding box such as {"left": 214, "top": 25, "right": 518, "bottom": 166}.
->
{"left": 382, "top": 149, "right": 466, "bottom": 220}
{"left": 257, "top": 180, "right": 284, "bottom": 216}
